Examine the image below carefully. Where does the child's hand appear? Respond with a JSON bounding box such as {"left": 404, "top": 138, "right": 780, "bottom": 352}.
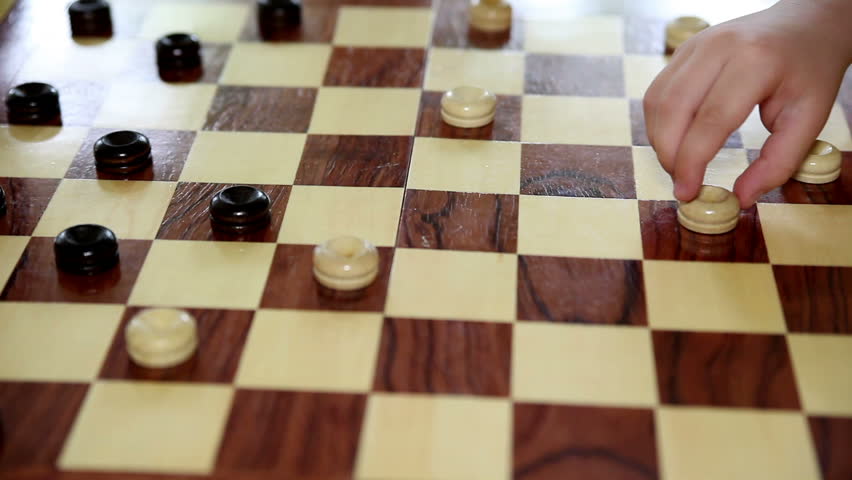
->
{"left": 643, "top": 0, "right": 852, "bottom": 208}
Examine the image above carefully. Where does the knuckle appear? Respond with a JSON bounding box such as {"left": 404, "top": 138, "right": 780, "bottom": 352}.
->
{"left": 695, "top": 102, "right": 735, "bottom": 130}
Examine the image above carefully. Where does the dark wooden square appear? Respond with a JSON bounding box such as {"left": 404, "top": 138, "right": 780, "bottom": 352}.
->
{"left": 373, "top": 317, "right": 511, "bottom": 396}
{"left": 521, "top": 144, "right": 636, "bottom": 198}
{"left": 0, "top": 237, "right": 150, "bottom": 304}
{"left": 514, "top": 403, "right": 659, "bottom": 480}
{"left": 397, "top": 189, "right": 518, "bottom": 253}
{"left": 240, "top": 4, "right": 338, "bottom": 43}
{"left": 416, "top": 91, "right": 520, "bottom": 141}
{"left": 518, "top": 255, "right": 647, "bottom": 325}
{"left": 156, "top": 183, "right": 291, "bottom": 242}
{"left": 809, "top": 416, "right": 852, "bottom": 480}
{"left": 754, "top": 151, "right": 852, "bottom": 204}
{"left": 431, "top": 0, "right": 523, "bottom": 50}
{"left": 773, "top": 265, "right": 852, "bottom": 334}
{"left": 216, "top": 389, "right": 366, "bottom": 479}
{"left": 0, "top": 178, "right": 60, "bottom": 236}
{"left": 99, "top": 307, "right": 254, "bottom": 383}
{"left": 652, "top": 331, "right": 800, "bottom": 409}
{"left": 66, "top": 128, "right": 195, "bottom": 182}
{"left": 203, "top": 86, "right": 316, "bottom": 133}
{"left": 261, "top": 244, "right": 393, "bottom": 312}
{"left": 324, "top": 47, "right": 425, "bottom": 88}
{"left": 639, "top": 200, "right": 769, "bottom": 262}
{"left": 525, "top": 54, "right": 625, "bottom": 97}
{"left": 624, "top": 17, "right": 667, "bottom": 55}
{"left": 294, "top": 135, "right": 412, "bottom": 187}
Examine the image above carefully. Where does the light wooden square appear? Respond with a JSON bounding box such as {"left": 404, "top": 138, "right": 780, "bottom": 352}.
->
{"left": 309, "top": 87, "right": 421, "bottom": 135}
{"left": 33, "top": 179, "right": 176, "bottom": 240}
{"left": 739, "top": 103, "right": 852, "bottom": 150}
{"left": 624, "top": 54, "right": 669, "bottom": 99}
{"left": 758, "top": 204, "right": 852, "bottom": 266}
{"left": 138, "top": 3, "right": 250, "bottom": 43}
{"left": 129, "top": 240, "right": 276, "bottom": 309}
{"left": 632, "top": 146, "right": 748, "bottom": 200}
{"left": 657, "top": 408, "right": 820, "bottom": 480}
{"left": 356, "top": 393, "right": 510, "bottom": 480}
{"left": 513, "top": 322, "right": 658, "bottom": 406}
{"left": 278, "top": 185, "right": 403, "bottom": 247}
{"left": 644, "top": 261, "right": 786, "bottom": 333}
{"left": 236, "top": 309, "right": 382, "bottom": 392}
{"left": 180, "top": 131, "right": 306, "bottom": 185}
{"left": 0, "top": 126, "right": 87, "bottom": 178}
{"left": 525, "top": 16, "right": 624, "bottom": 55}
{"left": 333, "top": 7, "right": 433, "bottom": 48}
{"left": 522, "top": 95, "right": 631, "bottom": 145}
{"left": 385, "top": 248, "right": 517, "bottom": 322}
{"left": 0, "top": 303, "right": 122, "bottom": 382}
{"left": 221, "top": 43, "right": 332, "bottom": 87}
{"left": 518, "top": 196, "right": 643, "bottom": 259}
{"left": 94, "top": 83, "right": 217, "bottom": 131}
{"left": 788, "top": 334, "right": 852, "bottom": 416}
{"left": 17, "top": 39, "right": 141, "bottom": 84}
{"left": 0, "top": 236, "right": 28, "bottom": 292}
{"left": 408, "top": 138, "right": 521, "bottom": 194}
{"left": 59, "top": 381, "right": 234, "bottom": 474}
{"left": 425, "top": 48, "right": 525, "bottom": 95}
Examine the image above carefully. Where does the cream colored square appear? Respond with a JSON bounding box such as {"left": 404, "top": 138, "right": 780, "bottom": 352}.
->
{"left": 59, "top": 381, "right": 234, "bottom": 474}
{"left": 386, "top": 249, "right": 516, "bottom": 322}
{"left": 18, "top": 39, "right": 141, "bottom": 84}
{"left": 624, "top": 54, "right": 669, "bottom": 99}
{"left": 425, "top": 48, "right": 525, "bottom": 95}
{"left": 33, "top": 180, "right": 176, "bottom": 240}
{"left": 644, "top": 261, "right": 785, "bottom": 333}
{"left": 758, "top": 203, "right": 852, "bottom": 266}
{"left": 309, "top": 87, "right": 420, "bottom": 135}
{"left": 333, "top": 7, "right": 432, "bottom": 48}
{"left": 408, "top": 138, "right": 521, "bottom": 194}
{"left": 513, "top": 323, "right": 658, "bottom": 406}
{"left": 0, "top": 236, "right": 28, "bottom": 292}
{"left": 657, "top": 408, "right": 820, "bottom": 480}
{"left": 94, "top": 83, "right": 217, "bottom": 131}
{"left": 518, "top": 196, "right": 643, "bottom": 259}
{"left": 0, "top": 303, "right": 123, "bottom": 381}
{"left": 181, "top": 131, "right": 305, "bottom": 185}
{"left": 632, "top": 146, "right": 748, "bottom": 200}
{"left": 525, "top": 16, "right": 624, "bottom": 55}
{"left": 139, "top": 3, "right": 250, "bottom": 43}
{"left": 129, "top": 241, "right": 276, "bottom": 309}
{"left": 0, "top": 126, "right": 87, "bottom": 178}
{"left": 789, "top": 334, "right": 852, "bottom": 416}
{"left": 278, "top": 186, "right": 403, "bottom": 246}
{"left": 522, "top": 96, "right": 631, "bottom": 146}
{"left": 236, "top": 310, "right": 382, "bottom": 392}
{"left": 221, "top": 43, "right": 331, "bottom": 87}
{"left": 356, "top": 394, "right": 510, "bottom": 480}
{"left": 739, "top": 103, "right": 852, "bottom": 150}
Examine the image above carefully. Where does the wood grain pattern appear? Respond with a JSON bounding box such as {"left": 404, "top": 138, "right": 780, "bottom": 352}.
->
{"left": 373, "top": 317, "right": 511, "bottom": 396}
{"left": 294, "top": 134, "right": 412, "bottom": 187}
{"left": 240, "top": 4, "right": 338, "bottom": 43}
{"left": 216, "top": 390, "right": 366, "bottom": 480}
{"left": 754, "top": 151, "right": 852, "bottom": 205}
{"left": 517, "top": 255, "right": 647, "bottom": 325}
{"left": 624, "top": 17, "right": 666, "bottom": 55}
{"left": 324, "top": 47, "right": 425, "bottom": 88}
{"left": 431, "top": 0, "right": 523, "bottom": 50}
{"left": 203, "top": 86, "right": 316, "bottom": 133}
{"left": 397, "top": 189, "right": 519, "bottom": 253}
{"left": 66, "top": 128, "right": 195, "bottom": 182}
{"left": 156, "top": 183, "right": 291, "bottom": 242}
{"left": 521, "top": 144, "right": 636, "bottom": 198}
{"left": 525, "top": 54, "right": 625, "bottom": 97}
{"left": 0, "top": 178, "right": 60, "bottom": 236}
{"left": 417, "top": 91, "right": 521, "bottom": 141}
{"left": 0, "top": 382, "right": 89, "bottom": 472}
{"left": 0, "top": 237, "right": 151, "bottom": 304}
{"left": 652, "top": 331, "right": 800, "bottom": 409}
{"left": 639, "top": 200, "right": 770, "bottom": 263}
{"left": 100, "top": 307, "right": 254, "bottom": 383}
{"left": 773, "top": 265, "right": 852, "bottom": 334}
{"left": 514, "top": 403, "right": 659, "bottom": 480}
{"left": 809, "top": 416, "right": 852, "bottom": 480}
{"left": 261, "top": 244, "right": 393, "bottom": 312}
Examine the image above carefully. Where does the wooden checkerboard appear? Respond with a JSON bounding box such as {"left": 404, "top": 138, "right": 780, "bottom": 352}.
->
{"left": 1, "top": 0, "right": 851, "bottom": 479}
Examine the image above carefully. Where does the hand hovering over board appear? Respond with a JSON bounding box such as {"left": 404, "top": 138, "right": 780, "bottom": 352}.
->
{"left": 643, "top": 0, "right": 852, "bottom": 209}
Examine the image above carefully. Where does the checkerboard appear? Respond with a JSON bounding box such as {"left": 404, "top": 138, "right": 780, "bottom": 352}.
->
{"left": 1, "top": 0, "right": 851, "bottom": 479}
